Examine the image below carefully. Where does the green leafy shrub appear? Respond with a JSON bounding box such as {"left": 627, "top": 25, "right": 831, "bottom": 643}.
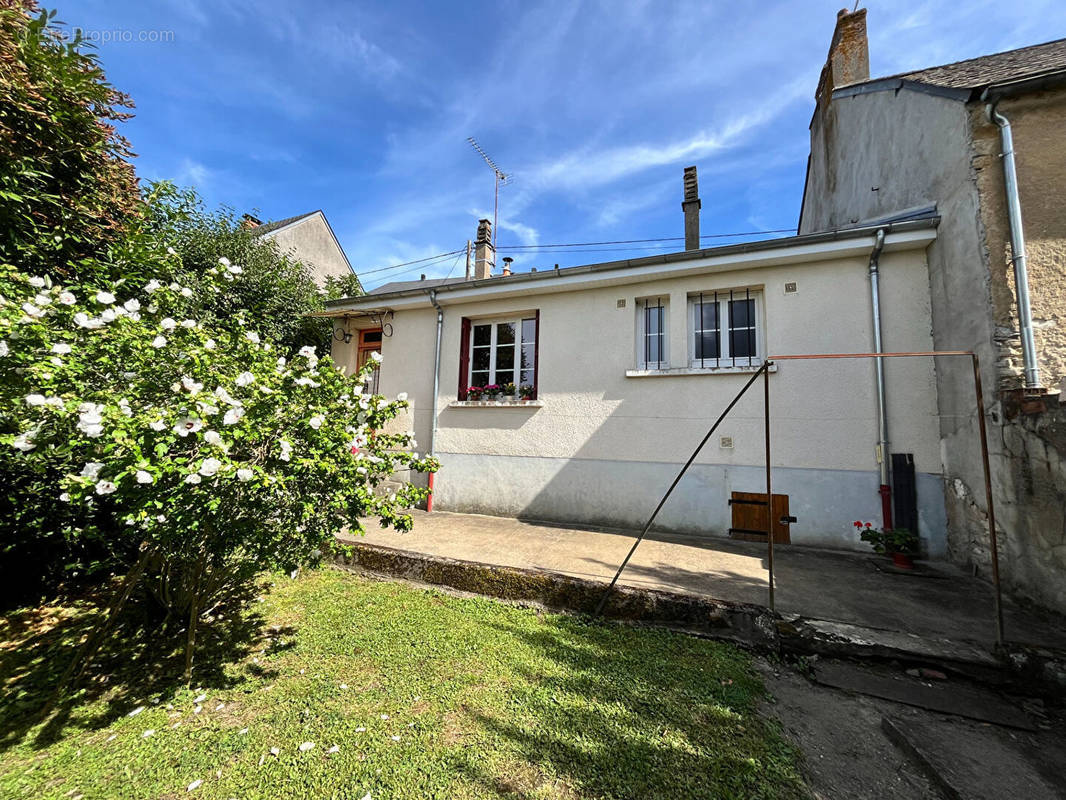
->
{"left": 0, "top": 1, "right": 140, "bottom": 280}
{"left": 0, "top": 254, "right": 436, "bottom": 676}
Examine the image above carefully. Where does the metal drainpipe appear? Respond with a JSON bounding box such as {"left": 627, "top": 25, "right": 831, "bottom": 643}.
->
{"left": 868, "top": 228, "right": 893, "bottom": 530}
{"left": 426, "top": 290, "right": 443, "bottom": 512}
{"left": 986, "top": 101, "right": 1041, "bottom": 389}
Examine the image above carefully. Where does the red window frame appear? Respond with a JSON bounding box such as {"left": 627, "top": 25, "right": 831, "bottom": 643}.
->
{"left": 458, "top": 313, "right": 538, "bottom": 400}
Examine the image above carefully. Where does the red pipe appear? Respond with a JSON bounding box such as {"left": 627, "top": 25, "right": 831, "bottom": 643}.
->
{"left": 426, "top": 471, "right": 434, "bottom": 512}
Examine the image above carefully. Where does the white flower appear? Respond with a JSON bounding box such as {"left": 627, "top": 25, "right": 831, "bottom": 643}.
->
{"left": 299, "top": 742, "right": 315, "bottom": 752}
{"left": 95, "top": 479, "right": 118, "bottom": 495}
{"left": 167, "top": 246, "right": 177, "bottom": 256}
{"left": 298, "top": 345, "right": 317, "bottom": 360}
{"left": 22, "top": 303, "right": 44, "bottom": 318}
{"left": 77, "top": 403, "right": 105, "bottom": 438}
{"left": 198, "top": 403, "right": 220, "bottom": 416}
{"left": 370, "top": 351, "right": 383, "bottom": 363}
{"left": 187, "top": 779, "right": 202, "bottom": 792}
{"left": 52, "top": 343, "right": 71, "bottom": 354}
{"left": 204, "top": 339, "right": 216, "bottom": 351}
{"left": 100, "top": 308, "right": 117, "bottom": 323}
{"left": 174, "top": 417, "right": 203, "bottom": 437}
{"left": 118, "top": 398, "right": 133, "bottom": 416}
{"left": 279, "top": 440, "right": 292, "bottom": 461}
{"left": 28, "top": 276, "right": 46, "bottom": 288}
{"left": 160, "top": 318, "right": 177, "bottom": 331}
{"left": 58, "top": 291, "right": 76, "bottom": 305}
{"left": 95, "top": 291, "right": 115, "bottom": 305}
{"left": 245, "top": 331, "right": 260, "bottom": 344}
{"left": 276, "top": 357, "right": 287, "bottom": 368}
{"left": 81, "top": 462, "right": 104, "bottom": 478}
{"left": 227, "top": 264, "right": 242, "bottom": 275}
{"left": 218, "top": 256, "right": 231, "bottom": 268}
{"left": 123, "top": 298, "right": 140, "bottom": 312}
{"left": 397, "top": 392, "right": 408, "bottom": 402}
{"left": 351, "top": 433, "right": 367, "bottom": 448}
{"left": 181, "top": 287, "right": 193, "bottom": 298}
{"left": 145, "top": 279, "right": 162, "bottom": 293}
{"left": 236, "top": 468, "right": 253, "bottom": 482}
{"left": 294, "top": 377, "right": 320, "bottom": 387}
{"left": 181, "top": 376, "right": 203, "bottom": 393}
{"left": 181, "top": 319, "right": 196, "bottom": 328}
{"left": 214, "top": 386, "right": 238, "bottom": 405}
{"left": 127, "top": 311, "right": 141, "bottom": 322}
{"left": 169, "top": 282, "right": 180, "bottom": 291}
{"left": 43, "top": 396, "right": 63, "bottom": 408}
{"left": 34, "top": 292, "right": 52, "bottom": 306}
{"left": 135, "top": 470, "right": 154, "bottom": 484}
{"left": 151, "top": 335, "right": 167, "bottom": 348}
{"left": 198, "top": 458, "right": 222, "bottom": 477}
{"left": 24, "top": 394, "right": 46, "bottom": 406}
{"left": 59, "top": 492, "right": 70, "bottom": 502}
{"left": 223, "top": 407, "right": 244, "bottom": 426}
{"left": 12, "top": 432, "right": 36, "bottom": 451}
{"left": 0, "top": 341, "right": 7, "bottom": 357}
{"left": 149, "top": 419, "right": 166, "bottom": 431}
{"left": 235, "top": 371, "right": 254, "bottom": 387}
{"left": 309, "top": 415, "right": 324, "bottom": 430}
{"left": 185, "top": 473, "right": 202, "bottom": 485}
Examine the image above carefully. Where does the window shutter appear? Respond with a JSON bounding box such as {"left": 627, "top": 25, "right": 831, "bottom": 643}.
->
{"left": 532, "top": 309, "right": 540, "bottom": 400}
{"left": 458, "top": 317, "right": 471, "bottom": 400}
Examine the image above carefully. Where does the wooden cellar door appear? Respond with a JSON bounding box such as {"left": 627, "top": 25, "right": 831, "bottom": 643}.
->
{"left": 729, "top": 492, "right": 791, "bottom": 543}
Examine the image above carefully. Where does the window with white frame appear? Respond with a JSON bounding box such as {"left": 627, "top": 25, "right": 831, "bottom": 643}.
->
{"left": 636, "top": 296, "right": 668, "bottom": 369}
{"left": 468, "top": 317, "right": 537, "bottom": 390}
{"left": 688, "top": 289, "right": 762, "bottom": 368}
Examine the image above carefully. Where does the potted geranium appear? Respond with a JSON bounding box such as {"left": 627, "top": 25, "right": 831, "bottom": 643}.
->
{"left": 856, "top": 521, "right": 919, "bottom": 569}
{"left": 483, "top": 384, "right": 503, "bottom": 400}
{"left": 467, "top": 385, "right": 485, "bottom": 401}
{"left": 519, "top": 384, "right": 535, "bottom": 401}
{"left": 502, "top": 382, "right": 517, "bottom": 402}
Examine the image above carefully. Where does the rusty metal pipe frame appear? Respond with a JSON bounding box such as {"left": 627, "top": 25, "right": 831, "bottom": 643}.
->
{"left": 771, "top": 350, "right": 1004, "bottom": 645}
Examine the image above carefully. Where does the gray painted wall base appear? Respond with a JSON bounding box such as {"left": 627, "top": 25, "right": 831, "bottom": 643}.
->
{"left": 434, "top": 452, "right": 948, "bottom": 558}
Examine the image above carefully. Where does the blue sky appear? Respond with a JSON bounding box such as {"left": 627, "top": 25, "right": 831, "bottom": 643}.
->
{"left": 65, "top": 0, "right": 1063, "bottom": 289}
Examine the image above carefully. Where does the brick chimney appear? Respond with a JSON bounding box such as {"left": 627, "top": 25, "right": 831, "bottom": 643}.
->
{"left": 815, "top": 8, "right": 869, "bottom": 108}
{"left": 682, "top": 166, "right": 701, "bottom": 250}
{"left": 241, "top": 213, "right": 262, "bottom": 230}
{"left": 473, "top": 218, "right": 494, "bottom": 279}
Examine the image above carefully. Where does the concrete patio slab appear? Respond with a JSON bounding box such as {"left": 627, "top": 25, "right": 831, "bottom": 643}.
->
{"left": 348, "top": 510, "right": 1066, "bottom": 651}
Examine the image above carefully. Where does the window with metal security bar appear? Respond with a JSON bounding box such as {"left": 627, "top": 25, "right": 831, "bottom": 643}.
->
{"left": 688, "top": 289, "right": 763, "bottom": 369}
{"left": 458, "top": 314, "right": 539, "bottom": 399}
{"left": 636, "top": 296, "right": 668, "bottom": 369}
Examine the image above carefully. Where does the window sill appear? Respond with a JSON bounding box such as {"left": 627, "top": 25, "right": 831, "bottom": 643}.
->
{"left": 626, "top": 364, "right": 776, "bottom": 378}
{"left": 448, "top": 399, "right": 544, "bottom": 408}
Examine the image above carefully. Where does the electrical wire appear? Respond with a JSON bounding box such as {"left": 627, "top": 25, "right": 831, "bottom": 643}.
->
{"left": 497, "top": 228, "right": 795, "bottom": 250}
{"left": 356, "top": 249, "right": 466, "bottom": 277}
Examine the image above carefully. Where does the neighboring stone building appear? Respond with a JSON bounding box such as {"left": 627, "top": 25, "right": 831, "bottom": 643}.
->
{"left": 799, "top": 9, "right": 1066, "bottom": 611}
{"left": 245, "top": 210, "right": 361, "bottom": 290}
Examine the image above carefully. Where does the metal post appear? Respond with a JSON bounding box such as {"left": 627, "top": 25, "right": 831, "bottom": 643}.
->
{"left": 972, "top": 353, "right": 1005, "bottom": 645}
{"left": 464, "top": 240, "right": 472, "bottom": 280}
{"left": 764, "top": 362, "right": 775, "bottom": 612}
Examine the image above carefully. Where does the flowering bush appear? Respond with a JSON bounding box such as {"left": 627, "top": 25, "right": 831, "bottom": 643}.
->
{"left": 0, "top": 257, "right": 436, "bottom": 676}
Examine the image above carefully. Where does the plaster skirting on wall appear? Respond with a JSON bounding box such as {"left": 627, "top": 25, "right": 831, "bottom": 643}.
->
{"left": 432, "top": 451, "right": 948, "bottom": 557}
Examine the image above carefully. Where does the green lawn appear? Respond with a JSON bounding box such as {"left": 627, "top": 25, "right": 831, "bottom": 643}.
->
{"left": 0, "top": 568, "right": 806, "bottom": 799}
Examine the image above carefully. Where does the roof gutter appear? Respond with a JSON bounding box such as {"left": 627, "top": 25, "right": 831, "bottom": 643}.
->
{"left": 982, "top": 86, "right": 1044, "bottom": 389}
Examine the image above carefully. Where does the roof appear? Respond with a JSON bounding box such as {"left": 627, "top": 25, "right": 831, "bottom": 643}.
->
{"left": 320, "top": 216, "right": 939, "bottom": 312}
{"left": 371, "top": 277, "right": 468, "bottom": 294}
{"left": 249, "top": 210, "right": 320, "bottom": 237}
{"left": 882, "top": 38, "right": 1066, "bottom": 91}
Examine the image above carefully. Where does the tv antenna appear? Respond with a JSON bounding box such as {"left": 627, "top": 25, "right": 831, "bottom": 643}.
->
{"left": 467, "top": 136, "right": 511, "bottom": 249}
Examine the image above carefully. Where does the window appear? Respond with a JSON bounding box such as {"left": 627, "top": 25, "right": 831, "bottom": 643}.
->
{"left": 356, "top": 328, "right": 382, "bottom": 394}
{"left": 688, "top": 290, "right": 762, "bottom": 368}
{"left": 459, "top": 313, "right": 538, "bottom": 399}
{"left": 636, "top": 296, "right": 668, "bottom": 369}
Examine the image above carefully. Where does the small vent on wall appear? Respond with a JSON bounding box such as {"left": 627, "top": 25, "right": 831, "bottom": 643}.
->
{"left": 617, "top": 298, "right": 627, "bottom": 308}
{"left": 720, "top": 436, "right": 734, "bottom": 449}
{"left": 784, "top": 281, "right": 798, "bottom": 295}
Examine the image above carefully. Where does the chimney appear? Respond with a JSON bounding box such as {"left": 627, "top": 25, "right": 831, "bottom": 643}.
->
{"left": 241, "top": 213, "right": 262, "bottom": 230}
{"left": 473, "top": 218, "right": 494, "bottom": 279}
{"left": 682, "top": 166, "right": 701, "bottom": 250}
{"left": 815, "top": 8, "right": 869, "bottom": 108}
{"left": 501, "top": 256, "right": 513, "bottom": 276}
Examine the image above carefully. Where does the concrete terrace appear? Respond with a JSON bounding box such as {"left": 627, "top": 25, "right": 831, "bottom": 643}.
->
{"left": 346, "top": 510, "right": 1066, "bottom": 652}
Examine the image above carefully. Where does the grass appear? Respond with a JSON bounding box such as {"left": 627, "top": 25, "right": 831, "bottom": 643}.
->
{"left": 0, "top": 568, "right": 806, "bottom": 799}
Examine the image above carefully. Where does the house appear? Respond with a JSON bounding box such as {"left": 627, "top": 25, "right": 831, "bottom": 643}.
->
{"left": 244, "top": 210, "right": 361, "bottom": 290}
{"left": 799, "top": 9, "right": 1066, "bottom": 611}
{"left": 322, "top": 206, "right": 948, "bottom": 556}
{"left": 320, "top": 9, "right": 1066, "bottom": 612}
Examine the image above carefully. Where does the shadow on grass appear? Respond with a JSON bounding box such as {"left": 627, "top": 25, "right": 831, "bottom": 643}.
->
{"left": 0, "top": 580, "right": 287, "bottom": 753}
{"left": 455, "top": 616, "right": 805, "bottom": 800}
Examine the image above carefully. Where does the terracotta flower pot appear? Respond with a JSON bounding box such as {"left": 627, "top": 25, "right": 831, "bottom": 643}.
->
{"left": 892, "top": 551, "right": 915, "bottom": 570}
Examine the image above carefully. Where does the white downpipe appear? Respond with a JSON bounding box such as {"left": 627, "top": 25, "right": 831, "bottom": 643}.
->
{"left": 428, "top": 290, "right": 443, "bottom": 457}
{"left": 869, "top": 229, "right": 889, "bottom": 487}
{"left": 987, "top": 103, "right": 1041, "bottom": 389}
